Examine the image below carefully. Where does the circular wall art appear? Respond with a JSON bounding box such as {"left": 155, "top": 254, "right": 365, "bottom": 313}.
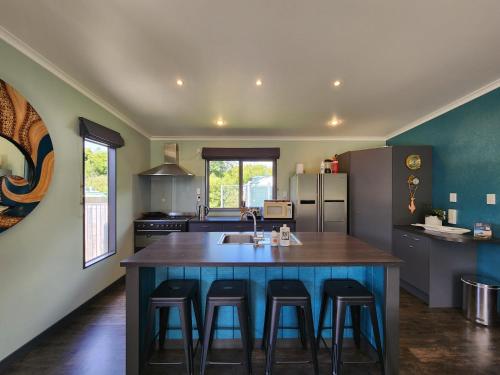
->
{"left": 0, "top": 79, "right": 54, "bottom": 234}
{"left": 405, "top": 154, "right": 422, "bottom": 170}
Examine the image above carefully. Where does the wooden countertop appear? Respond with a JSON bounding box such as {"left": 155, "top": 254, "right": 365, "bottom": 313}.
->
{"left": 121, "top": 232, "right": 402, "bottom": 267}
{"left": 394, "top": 225, "right": 500, "bottom": 244}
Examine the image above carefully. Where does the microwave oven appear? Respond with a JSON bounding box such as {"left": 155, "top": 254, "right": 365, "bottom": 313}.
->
{"left": 263, "top": 200, "right": 293, "bottom": 219}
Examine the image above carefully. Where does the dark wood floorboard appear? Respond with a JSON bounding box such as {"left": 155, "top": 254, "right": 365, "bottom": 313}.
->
{"left": 2, "top": 281, "right": 499, "bottom": 374}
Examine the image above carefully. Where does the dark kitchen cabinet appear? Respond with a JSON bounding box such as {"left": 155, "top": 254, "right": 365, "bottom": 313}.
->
{"left": 393, "top": 227, "right": 477, "bottom": 307}
{"left": 188, "top": 222, "right": 223, "bottom": 232}
{"left": 338, "top": 146, "right": 432, "bottom": 252}
{"left": 189, "top": 220, "right": 296, "bottom": 232}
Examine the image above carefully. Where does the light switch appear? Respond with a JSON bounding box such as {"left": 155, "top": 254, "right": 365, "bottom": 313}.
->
{"left": 449, "top": 193, "right": 457, "bottom": 203}
{"left": 487, "top": 194, "right": 496, "bottom": 205}
{"left": 448, "top": 209, "right": 457, "bottom": 224}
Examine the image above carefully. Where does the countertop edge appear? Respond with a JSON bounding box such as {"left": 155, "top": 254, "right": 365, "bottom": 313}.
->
{"left": 394, "top": 225, "right": 500, "bottom": 244}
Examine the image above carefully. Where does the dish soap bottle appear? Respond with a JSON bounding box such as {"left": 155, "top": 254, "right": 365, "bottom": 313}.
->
{"left": 279, "top": 224, "right": 290, "bottom": 247}
{"left": 271, "top": 226, "right": 280, "bottom": 247}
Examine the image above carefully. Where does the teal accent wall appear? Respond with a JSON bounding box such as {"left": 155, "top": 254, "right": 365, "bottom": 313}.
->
{"left": 388, "top": 88, "right": 500, "bottom": 280}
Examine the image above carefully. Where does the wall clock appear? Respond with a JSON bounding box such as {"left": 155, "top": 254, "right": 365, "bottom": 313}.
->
{"left": 406, "top": 154, "right": 422, "bottom": 170}
{"left": 0, "top": 79, "right": 54, "bottom": 234}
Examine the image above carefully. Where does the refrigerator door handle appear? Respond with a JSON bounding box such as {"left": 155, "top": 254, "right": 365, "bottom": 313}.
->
{"left": 318, "top": 174, "right": 324, "bottom": 232}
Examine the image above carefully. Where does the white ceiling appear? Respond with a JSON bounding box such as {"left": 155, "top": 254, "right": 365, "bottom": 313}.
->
{"left": 1, "top": 0, "right": 500, "bottom": 139}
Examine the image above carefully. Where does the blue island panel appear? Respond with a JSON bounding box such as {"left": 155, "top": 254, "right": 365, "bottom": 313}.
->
{"left": 152, "top": 265, "right": 384, "bottom": 346}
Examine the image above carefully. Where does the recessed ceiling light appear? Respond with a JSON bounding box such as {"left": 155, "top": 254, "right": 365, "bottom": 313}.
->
{"left": 256, "top": 78, "right": 263, "bottom": 87}
{"left": 176, "top": 79, "right": 184, "bottom": 86}
{"left": 333, "top": 80, "right": 342, "bottom": 87}
{"left": 216, "top": 118, "right": 227, "bottom": 126}
{"left": 328, "top": 117, "right": 342, "bottom": 127}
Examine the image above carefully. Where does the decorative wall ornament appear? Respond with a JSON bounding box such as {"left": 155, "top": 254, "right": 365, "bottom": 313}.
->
{"left": 405, "top": 154, "right": 422, "bottom": 170}
{"left": 0, "top": 79, "right": 54, "bottom": 233}
{"left": 407, "top": 174, "right": 419, "bottom": 214}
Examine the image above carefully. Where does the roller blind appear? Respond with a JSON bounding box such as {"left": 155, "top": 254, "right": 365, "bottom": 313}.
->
{"left": 201, "top": 147, "right": 280, "bottom": 160}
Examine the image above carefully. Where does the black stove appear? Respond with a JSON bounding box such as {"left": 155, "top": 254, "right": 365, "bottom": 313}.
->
{"left": 134, "top": 212, "right": 194, "bottom": 252}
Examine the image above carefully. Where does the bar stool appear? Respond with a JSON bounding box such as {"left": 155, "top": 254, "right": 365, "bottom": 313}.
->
{"left": 262, "top": 280, "right": 319, "bottom": 375}
{"left": 199, "top": 280, "right": 252, "bottom": 375}
{"left": 143, "top": 279, "right": 203, "bottom": 375}
{"left": 316, "top": 279, "right": 385, "bottom": 375}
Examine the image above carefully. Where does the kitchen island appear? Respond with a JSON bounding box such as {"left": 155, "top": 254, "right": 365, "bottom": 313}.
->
{"left": 121, "top": 232, "right": 402, "bottom": 375}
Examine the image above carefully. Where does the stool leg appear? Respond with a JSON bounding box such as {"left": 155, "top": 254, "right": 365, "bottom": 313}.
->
{"left": 159, "top": 307, "right": 169, "bottom": 349}
{"left": 200, "top": 302, "right": 216, "bottom": 375}
{"left": 296, "top": 306, "right": 308, "bottom": 349}
{"left": 332, "top": 300, "right": 346, "bottom": 375}
{"left": 179, "top": 301, "right": 194, "bottom": 375}
{"left": 208, "top": 306, "right": 218, "bottom": 351}
{"left": 237, "top": 300, "right": 253, "bottom": 374}
{"left": 192, "top": 292, "right": 204, "bottom": 343}
{"left": 265, "top": 301, "right": 281, "bottom": 375}
{"left": 350, "top": 305, "right": 361, "bottom": 350}
{"left": 316, "top": 291, "right": 328, "bottom": 349}
{"left": 368, "top": 302, "right": 385, "bottom": 375}
{"left": 246, "top": 297, "right": 254, "bottom": 351}
{"left": 143, "top": 303, "right": 156, "bottom": 363}
{"left": 303, "top": 302, "right": 319, "bottom": 375}
{"left": 261, "top": 294, "right": 270, "bottom": 351}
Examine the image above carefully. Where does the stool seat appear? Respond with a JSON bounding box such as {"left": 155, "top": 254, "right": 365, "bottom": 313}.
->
{"left": 207, "top": 279, "right": 247, "bottom": 301}
{"left": 200, "top": 280, "right": 252, "bottom": 374}
{"left": 263, "top": 280, "right": 319, "bottom": 375}
{"left": 267, "top": 279, "right": 310, "bottom": 300}
{"left": 317, "top": 279, "right": 385, "bottom": 375}
{"left": 151, "top": 279, "right": 198, "bottom": 301}
{"left": 324, "top": 279, "right": 374, "bottom": 301}
{"left": 144, "top": 279, "right": 203, "bottom": 375}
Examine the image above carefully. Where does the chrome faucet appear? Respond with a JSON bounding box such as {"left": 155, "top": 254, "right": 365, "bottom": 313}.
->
{"left": 240, "top": 209, "right": 263, "bottom": 244}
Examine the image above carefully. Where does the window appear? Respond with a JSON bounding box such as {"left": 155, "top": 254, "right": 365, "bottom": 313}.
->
{"left": 83, "top": 140, "right": 116, "bottom": 266}
{"left": 80, "top": 117, "right": 123, "bottom": 268}
{"left": 203, "top": 148, "right": 279, "bottom": 210}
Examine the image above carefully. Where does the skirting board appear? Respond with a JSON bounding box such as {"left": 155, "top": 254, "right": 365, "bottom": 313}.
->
{"left": 0, "top": 276, "right": 125, "bottom": 373}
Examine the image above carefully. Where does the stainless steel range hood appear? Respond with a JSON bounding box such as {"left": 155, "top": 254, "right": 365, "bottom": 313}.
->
{"left": 139, "top": 143, "right": 193, "bottom": 176}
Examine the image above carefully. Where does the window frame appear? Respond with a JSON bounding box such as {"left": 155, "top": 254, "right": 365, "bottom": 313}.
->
{"left": 82, "top": 138, "right": 117, "bottom": 268}
{"left": 205, "top": 158, "right": 277, "bottom": 211}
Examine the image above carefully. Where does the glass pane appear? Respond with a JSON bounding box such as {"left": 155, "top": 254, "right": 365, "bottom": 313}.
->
{"left": 242, "top": 161, "right": 273, "bottom": 207}
{"left": 84, "top": 140, "right": 109, "bottom": 262}
{"left": 209, "top": 160, "right": 239, "bottom": 208}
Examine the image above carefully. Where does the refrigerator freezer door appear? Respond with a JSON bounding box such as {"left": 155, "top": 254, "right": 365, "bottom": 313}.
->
{"left": 321, "top": 174, "right": 347, "bottom": 233}
{"left": 290, "top": 174, "right": 318, "bottom": 232}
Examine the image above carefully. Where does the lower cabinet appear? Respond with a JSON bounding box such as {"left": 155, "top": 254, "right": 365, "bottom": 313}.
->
{"left": 392, "top": 228, "right": 477, "bottom": 308}
{"left": 189, "top": 220, "right": 296, "bottom": 232}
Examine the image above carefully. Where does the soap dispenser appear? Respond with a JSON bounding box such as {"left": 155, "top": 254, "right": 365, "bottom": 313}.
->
{"left": 279, "top": 224, "right": 290, "bottom": 247}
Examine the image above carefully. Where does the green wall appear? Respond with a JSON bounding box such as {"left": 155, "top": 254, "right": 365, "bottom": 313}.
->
{"left": 150, "top": 138, "right": 384, "bottom": 205}
{"left": 388, "top": 88, "right": 500, "bottom": 280}
{"left": 0, "top": 40, "right": 150, "bottom": 361}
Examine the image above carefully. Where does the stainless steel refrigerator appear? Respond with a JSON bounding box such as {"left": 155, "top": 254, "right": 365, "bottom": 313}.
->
{"left": 290, "top": 173, "right": 347, "bottom": 232}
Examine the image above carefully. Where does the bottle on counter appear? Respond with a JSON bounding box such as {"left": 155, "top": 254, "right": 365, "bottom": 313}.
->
{"left": 320, "top": 161, "right": 325, "bottom": 174}
{"left": 279, "top": 224, "right": 290, "bottom": 247}
{"left": 271, "top": 226, "right": 280, "bottom": 246}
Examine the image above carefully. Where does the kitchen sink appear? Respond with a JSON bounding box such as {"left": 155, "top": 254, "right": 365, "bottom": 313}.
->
{"left": 219, "top": 234, "right": 256, "bottom": 244}
{"left": 217, "top": 233, "right": 302, "bottom": 246}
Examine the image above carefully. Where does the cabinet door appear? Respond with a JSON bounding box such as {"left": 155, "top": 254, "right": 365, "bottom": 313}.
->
{"left": 222, "top": 222, "right": 254, "bottom": 232}
{"left": 188, "top": 223, "right": 223, "bottom": 232}
{"left": 262, "top": 221, "right": 296, "bottom": 232}
{"left": 393, "top": 230, "right": 429, "bottom": 294}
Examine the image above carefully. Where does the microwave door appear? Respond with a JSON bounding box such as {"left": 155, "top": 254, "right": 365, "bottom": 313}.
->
{"left": 267, "top": 205, "right": 284, "bottom": 218}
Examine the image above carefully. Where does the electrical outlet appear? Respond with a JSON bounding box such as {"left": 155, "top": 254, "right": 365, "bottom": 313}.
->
{"left": 487, "top": 194, "right": 496, "bottom": 205}
{"left": 448, "top": 209, "right": 457, "bottom": 224}
{"left": 449, "top": 193, "right": 457, "bottom": 203}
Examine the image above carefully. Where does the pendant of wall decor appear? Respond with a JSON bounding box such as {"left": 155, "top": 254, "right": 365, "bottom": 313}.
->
{"left": 406, "top": 154, "right": 422, "bottom": 170}
{"left": 407, "top": 175, "right": 419, "bottom": 214}
{"left": 0, "top": 79, "right": 54, "bottom": 234}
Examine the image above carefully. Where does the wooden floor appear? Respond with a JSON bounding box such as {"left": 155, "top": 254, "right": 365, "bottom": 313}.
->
{"left": 2, "top": 281, "right": 499, "bottom": 374}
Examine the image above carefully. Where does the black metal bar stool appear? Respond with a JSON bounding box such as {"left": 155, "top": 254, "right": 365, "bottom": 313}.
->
{"left": 262, "top": 280, "right": 319, "bottom": 375}
{"left": 316, "top": 279, "right": 385, "bottom": 375}
{"left": 143, "top": 279, "right": 203, "bottom": 375}
{"left": 199, "top": 280, "right": 252, "bottom": 375}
